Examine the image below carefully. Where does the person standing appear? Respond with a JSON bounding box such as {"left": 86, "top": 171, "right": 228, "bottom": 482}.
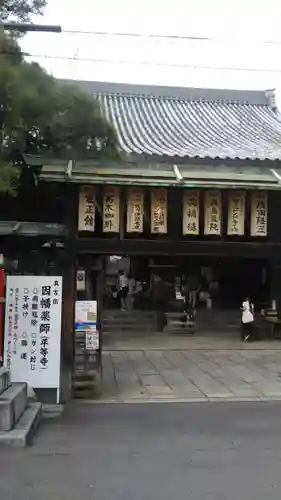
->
{"left": 187, "top": 275, "right": 200, "bottom": 310}
{"left": 241, "top": 296, "right": 255, "bottom": 341}
{"left": 117, "top": 271, "right": 129, "bottom": 311}
{"left": 127, "top": 274, "right": 136, "bottom": 310}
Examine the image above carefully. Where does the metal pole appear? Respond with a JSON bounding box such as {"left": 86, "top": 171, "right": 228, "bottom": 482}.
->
{"left": 2, "top": 23, "right": 62, "bottom": 33}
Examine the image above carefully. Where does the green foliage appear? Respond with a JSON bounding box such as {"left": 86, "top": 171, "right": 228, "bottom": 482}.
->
{"left": 49, "top": 83, "right": 118, "bottom": 158}
{"left": 0, "top": 159, "right": 19, "bottom": 195}
{"left": 0, "top": 33, "right": 119, "bottom": 193}
{"left": 0, "top": 0, "right": 47, "bottom": 22}
{"left": 1, "top": 60, "right": 118, "bottom": 158}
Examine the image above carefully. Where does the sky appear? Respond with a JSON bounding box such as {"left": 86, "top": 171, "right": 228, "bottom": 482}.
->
{"left": 20, "top": 0, "right": 281, "bottom": 105}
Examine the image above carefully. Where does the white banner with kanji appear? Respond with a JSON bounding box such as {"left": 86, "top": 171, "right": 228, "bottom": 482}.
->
{"left": 204, "top": 190, "right": 222, "bottom": 235}
{"left": 227, "top": 191, "right": 245, "bottom": 235}
{"left": 127, "top": 188, "right": 144, "bottom": 233}
{"left": 103, "top": 186, "right": 120, "bottom": 233}
{"left": 78, "top": 187, "right": 95, "bottom": 232}
{"left": 4, "top": 276, "right": 62, "bottom": 390}
{"left": 151, "top": 188, "right": 167, "bottom": 234}
{"left": 182, "top": 190, "right": 199, "bottom": 235}
{"left": 250, "top": 191, "right": 268, "bottom": 237}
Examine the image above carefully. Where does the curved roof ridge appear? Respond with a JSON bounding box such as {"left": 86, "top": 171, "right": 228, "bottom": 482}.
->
{"left": 59, "top": 79, "right": 274, "bottom": 106}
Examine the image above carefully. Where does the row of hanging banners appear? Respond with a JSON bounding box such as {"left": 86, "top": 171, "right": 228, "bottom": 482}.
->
{"left": 78, "top": 187, "right": 268, "bottom": 237}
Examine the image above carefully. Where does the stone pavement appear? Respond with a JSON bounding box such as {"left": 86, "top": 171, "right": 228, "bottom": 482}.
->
{"left": 3, "top": 402, "right": 281, "bottom": 500}
{"left": 100, "top": 346, "right": 281, "bottom": 402}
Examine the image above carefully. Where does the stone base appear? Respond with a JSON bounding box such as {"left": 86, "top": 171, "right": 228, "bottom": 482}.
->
{"left": 0, "top": 402, "right": 42, "bottom": 448}
{"left": 0, "top": 368, "right": 11, "bottom": 395}
{"left": 0, "top": 383, "right": 27, "bottom": 431}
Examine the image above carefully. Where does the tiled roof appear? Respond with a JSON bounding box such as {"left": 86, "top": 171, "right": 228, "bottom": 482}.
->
{"left": 61, "top": 80, "right": 281, "bottom": 161}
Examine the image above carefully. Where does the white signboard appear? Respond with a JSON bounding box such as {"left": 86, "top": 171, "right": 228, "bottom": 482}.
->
{"left": 250, "top": 191, "right": 268, "bottom": 237}
{"left": 78, "top": 187, "right": 96, "bottom": 232}
{"left": 85, "top": 329, "right": 99, "bottom": 351}
{"left": 151, "top": 188, "right": 167, "bottom": 234}
{"left": 4, "top": 276, "right": 62, "bottom": 391}
{"left": 227, "top": 191, "right": 246, "bottom": 236}
{"left": 204, "top": 190, "right": 222, "bottom": 235}
{"left": 103, "top": 186, "right": 120, "bottom": 232}
{"left": 127, "top": 188, "right": 144, "bottom": 233}
{"left": 182, "top": 190, "right": 199, "bottom": 235}
{"left": 75, "top": 300, "right": 97, "bottom": 325}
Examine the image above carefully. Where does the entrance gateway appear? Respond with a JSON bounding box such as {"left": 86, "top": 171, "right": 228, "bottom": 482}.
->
{"left": 32, "top": 82, "right": 281, "bottom": 395}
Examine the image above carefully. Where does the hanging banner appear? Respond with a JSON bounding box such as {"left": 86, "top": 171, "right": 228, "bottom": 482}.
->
{"left": 250, "top": 191, "right": 268, "bottom": 237}
{"left": 204, "top": 190, "right": 222, "bottom": 235}
{"left": 103, "top": 186, "right": 120, "bottom": 233}
{"left": 151, "top": 188, "right": 167, "bottom": 234}
{"left": 78, "top": 187, "right": 95, "bottom": 232}
{"left": 127, "top": 188, "right": 144, "bottom": 233}
{"left": 4, "top": 276, "right": 62, "bottom": 391}
{"left": 227, "top": 191, "right": 246, "bottom": 236}
{"left": 182, "top": 190, "right": 199, "bottom": 235}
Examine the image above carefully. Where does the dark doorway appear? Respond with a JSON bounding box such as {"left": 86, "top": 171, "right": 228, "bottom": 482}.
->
{"left": 217, "top": 258, "right": 267, "bottom": 309}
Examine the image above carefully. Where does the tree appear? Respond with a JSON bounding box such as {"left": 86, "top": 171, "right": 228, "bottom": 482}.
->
{"left": 0, "top": 36, "right": 118, "bottom": 194}
{"left": 0, "top": 0, "right": 47, "bottom": 22}
{"left": 2, "top": 60, "right": 117, "bottom": 158}
{"left": 0, "top": 0, "right": 48, "bottom": 194}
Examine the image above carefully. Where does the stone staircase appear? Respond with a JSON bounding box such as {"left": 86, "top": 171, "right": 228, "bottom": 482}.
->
{"left": 0, "top": 368, "right": 42, "bottom": 447}
{"left": 195, "top": 309, "right": 241, "bottom": 334}
{"left": 102, "top": 310, "right": 158, "bottom": 338}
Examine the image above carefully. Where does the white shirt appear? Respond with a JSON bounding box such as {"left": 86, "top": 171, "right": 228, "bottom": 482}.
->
{"left": 118, "top": 274, "right": 128, "bottom": 290}
{"left": 242, "top": 300, "right": 254, "bottom": 324}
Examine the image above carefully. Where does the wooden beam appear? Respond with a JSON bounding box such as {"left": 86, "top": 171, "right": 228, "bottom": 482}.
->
{"left": 76, "top": 238, "right": 281, "bottom": 259}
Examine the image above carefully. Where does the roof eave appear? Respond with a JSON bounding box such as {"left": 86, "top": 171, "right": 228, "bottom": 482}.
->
{"left": 39, "top": 161, "right": 281, "bottom": 190}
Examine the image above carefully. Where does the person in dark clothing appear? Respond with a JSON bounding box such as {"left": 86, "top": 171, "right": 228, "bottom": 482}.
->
{"left": 185, "top": 275, "right": 200, "bottom": 310}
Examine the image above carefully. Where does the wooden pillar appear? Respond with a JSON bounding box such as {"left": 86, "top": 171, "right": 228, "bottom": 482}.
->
{"left": 60, "top": 183, "right": 78, "bottom": 401}
{"left": 119, "top": 186, "right": 125, "bottom": 240}
{"left": 268, "top": 192, "right": 281, "bottom": 315}
{"left": 269, "top": 259, "right": 281, "bottom": 316}
{"left": 96, "top": 256, "right": 104, "bottom": 360}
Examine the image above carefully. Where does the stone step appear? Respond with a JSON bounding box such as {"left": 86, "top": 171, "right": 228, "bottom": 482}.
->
{"left": 73, "top": 389, "right": 99, "bottom": 399}
{"left": 0, "top": 383, "right": 27, "bottom": 432}
{"left": 102, "top": 318, "right": 156, "bottom": 325}
{"left": 0, "top": 402, "right": 42, "bottom": 448}
{"left": 103, "top": 312, "right": 157, "bottom": 320}
{"left": 165, "top": 327, "right": 196, "bottom": 335}
{"left": 74, "top": 370, "right": 98, "bottom": 378}
{"left": 42, "top": 404, "right": 65, "bottom": 420}
{"left": 73, "top": 369, "right": 102, "bottom": 399}
{"left": 103, "top": 322, "right": 156, "bottom": 329}
{"left": 103, "top": 312, "right": 156, "bottom": 319}
{"left": 0, "top": 368, "right": 11, "bottom": 395}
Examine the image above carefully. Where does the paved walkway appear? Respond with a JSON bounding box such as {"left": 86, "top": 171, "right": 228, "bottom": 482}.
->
{"left": 100, "top": 345, "right": 281, "bottom": 403}
{"left": 3, "top": 402, "right": 281, "bottom": 499}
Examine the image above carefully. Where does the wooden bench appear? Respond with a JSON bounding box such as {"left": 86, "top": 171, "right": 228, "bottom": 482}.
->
{"left": 264, "top": 310, "right": 281, "bottom": 338}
